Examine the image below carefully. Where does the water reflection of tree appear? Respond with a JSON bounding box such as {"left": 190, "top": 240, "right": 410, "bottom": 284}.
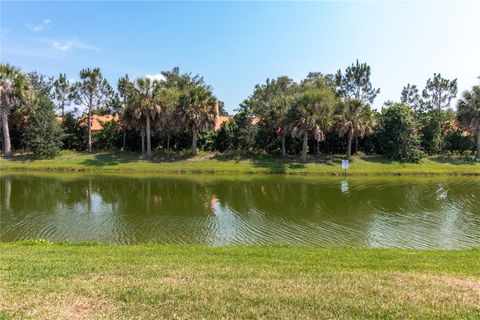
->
{"left": 1, "top": 175, "right": 479, "bottom": 246}
{"left": 93, "top": 177, "right": 216, "bottom": 243}
{"left": 206, "top": 177, "right": 480, "bottom": 246}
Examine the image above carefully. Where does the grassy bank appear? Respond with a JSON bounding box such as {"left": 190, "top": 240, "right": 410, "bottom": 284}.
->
{"left": 1, "top": 150, "right": 479, "bottom": 175}
{"left": 0, "top": 243, "right": 479, "bottom": 319}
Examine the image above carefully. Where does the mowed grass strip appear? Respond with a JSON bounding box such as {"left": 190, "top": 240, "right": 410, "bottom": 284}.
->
{"left": 1, "top": 150, "right": 479, "bottom": 175}
{"left": 0, "top": 243, "right": 479, "bottom": 319}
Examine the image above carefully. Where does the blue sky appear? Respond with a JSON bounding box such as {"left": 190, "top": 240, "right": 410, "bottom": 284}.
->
{"left": 1, "top": 1, "right": 479, "bottom": 113}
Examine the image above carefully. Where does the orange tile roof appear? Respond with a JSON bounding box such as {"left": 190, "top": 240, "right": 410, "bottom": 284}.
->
{"left": 79, "top": 114, "right": 120, "bottom": 131}
{"left": 213, "top": 115, "right": 260, "bottom": 131}
{"left": 214, "top": 116, "right": 232, "bottom": 130}
{"left": 76, "top": 114, "right": 257, "bottom": 132}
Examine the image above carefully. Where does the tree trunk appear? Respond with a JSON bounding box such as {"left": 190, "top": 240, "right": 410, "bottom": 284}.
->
{"left": 87, "top": 179, "right": 92, "bottom": 214}
{"left": 87, "top": 100, "right": 92, "bottom": 152}
{"left": 3, "top": 176, "right": 11, "bottom": 210}
{"left": 166, "top": 135, "right": 170, "bottom": 150}
{"left": 146, "top": 116, "right": 152, "bottom": 160}
{"left": 354, "top": 136, "right": 359, "bottom": 155}
{"left": 301, "top": 131, "right": 308, "bottom": 163}
{"left": 281, "top": 130, "right": 286, "bottom": 158}
{"left": 191, "top": 128, "right": 197, "bottom": 156}
{"left": 476, "top": 131, "right": 480, "bottom": 161}
{"left": 347, "top": 132, "right": 353, "bottom": 158}
{"left": 122, "top": 124, "right": 126, "bottom": 151}
{"left": 146, "top": 179, "right": 151, "bottom": 213}
{"left": 1, "top": 107, "right": 12, "bottom": 158}
{"left": 315, "top": 139, "right": 319, "bottom": 155}
{"left": 141, "top": 130, "right": 145, "bottom": 155}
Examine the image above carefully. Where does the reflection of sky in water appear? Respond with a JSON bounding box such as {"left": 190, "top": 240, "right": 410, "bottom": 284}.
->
{"left": 1, "top": 175, "right": 479, "bottom": 248}
{"left": 340, "top": 180, "right": 349, "bottom": 194}
{"left": 207, "top": 196, "right": 242, "bottom": 246}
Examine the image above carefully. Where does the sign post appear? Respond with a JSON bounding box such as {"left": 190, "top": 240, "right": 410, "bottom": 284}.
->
{"left": 341, "top": 159, "right": 349, "bottom": 176}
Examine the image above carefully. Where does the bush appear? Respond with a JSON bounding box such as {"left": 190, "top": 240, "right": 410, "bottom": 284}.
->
{"left": 213, "top": 112, "right": 258, "bottom": 152}
{"left": 23, "top": 93, "right": 63, "bottom": 159}
{"left": 377, "top": 104, "right": 423, "bottom": 162}
{"left": 418, "top": 109, "right": 453, "bottom": 154}
{"left": 61, "top": 112, "right": 87, "bottom": 151}
{"left": 443, "top": 129, "right": 474, "bottom": 155}
{"left": 198, "top": 130, "right": 217, "bottom": 152}
{"left": 93, "top": 120, "right": 122, "bottom": 151}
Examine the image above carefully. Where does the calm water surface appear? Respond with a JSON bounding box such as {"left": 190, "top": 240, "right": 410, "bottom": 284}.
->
{"left": 1, "top": 173, "right": 479, "bottom": 248}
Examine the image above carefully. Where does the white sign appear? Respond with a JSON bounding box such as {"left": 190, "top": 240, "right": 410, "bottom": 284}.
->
{"left": 342, "top": 160, "right": 349, "bottom": 170}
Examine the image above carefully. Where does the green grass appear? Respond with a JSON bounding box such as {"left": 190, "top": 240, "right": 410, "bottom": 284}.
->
{"left": 1, "top": 150, "right": 479, "bottom": 175}
{"left": 0, "top": 243, "right": 479, "bottom": 319}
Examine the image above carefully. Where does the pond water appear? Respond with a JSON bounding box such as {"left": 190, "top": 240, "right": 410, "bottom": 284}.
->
{"left": 1, "top": 173, "right": 479, "bottom": 248}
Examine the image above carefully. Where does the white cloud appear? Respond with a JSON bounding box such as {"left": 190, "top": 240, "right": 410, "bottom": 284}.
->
{"left": 53, "top": 41, "right": 73, "bottom": 51}
{"left": 145, "top": 74, "right": 164, "bottom": 81}
{"left": 26, "top": 19, "right": 51, "bottom": 32}
{"left": 2, "top": 37, "right": 101, "bottom": 58}
{"left": 51, "top": 39, "right": 101, "bottom": 52}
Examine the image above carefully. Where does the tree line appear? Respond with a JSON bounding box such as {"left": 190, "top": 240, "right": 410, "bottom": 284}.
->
{"left": 0, "top": 61, "right": 479, "bottom": 161}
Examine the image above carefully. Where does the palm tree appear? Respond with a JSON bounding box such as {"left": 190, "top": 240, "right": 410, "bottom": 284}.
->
{"left": 290, "top": 88, "right": 336, "bottom": 162}
{"left": 132, "top": 77, "right": 162, "bottom": 160}
{"left": 336, "top": 99, "right": 375, "bottom": 158}
{"left": 157, "top": 86, "right": 181, "bottom": 150}
{"left": 250, "top": 77, "right": 297, "bottom": 157}
{"left": 117, "top": 75, "right": 135, "bottom": 151}
{"left": 457, "top": 82, "right": 480, "bottom": 160}
{"left": 0, "top": 64, "right": 30, "bottom": 158}
{"left": 272, "top": 95, "right": 291, "bottom": 157}
{"left": 123, "top": 105, "right": 146, "bottom": 154}
{"left": 178, "top": 85, "right": 217, "bottom": 156}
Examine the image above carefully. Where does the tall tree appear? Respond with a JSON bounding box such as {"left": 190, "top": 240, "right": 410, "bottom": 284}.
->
{"left": 419, "top": 74, "right": 457, "bottom": 154}
{"left": 400, "top": 84, "right": 422, "bottom": 112}
{"left": 336, "top": 100, "right": 375, "bottom": 158}
{"left": 422, "top": 73, "right": 457, "bottom": 111}
{"left": 132, "top": 77, "right": 162, "bottom": 160}
{"left": 457, "top": 82, "right": 480, "bottom": 160}
{"left": 24, "top": 90, "right": 63, "bottom": 159}
{"left": 157, "top": 86, "right": 181, "bottom": 150}
{"left": 72, "top": 68, "right": 113, "bottom": 152}
{"left": 289, "top": 88, "right": 336, "bottom": 162}
{"left": 28, "top": 71, "right": 54, "bottom": 94}
{"left": 53, "top": 73, "right": 73, "bottom": 118}
{"left": 335, "top": 60, "right": 380, "bottom": 104}
{"left": 117, "top": 75, "right": 135, "bottom": 151}
{"left": 0, "top": 64, "right": 30, "bottom": 158}
{"left": 178, "top": 84, "right": 217, "bottom": 156}
{"left": 162, "top": 67, "right": 204, "bottom": 92}
{"left": 334, "top": 61, "right": 378, "bottom": 158}
{"left": 216, "top": 100, "right": 229, "bottom": 116}
{"left": 250, "top": 76, "right": 297, "bottom": 157}
{"left": 301, "top": 72, "right": 335, "bottom": 89}
{"left": 123, "top": 103, "right": 146, "bottom": 154}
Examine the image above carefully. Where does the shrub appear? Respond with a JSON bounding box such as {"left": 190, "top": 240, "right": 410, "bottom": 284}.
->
{"left": 61, "top": 112, "right": 87, "bottom": 151}
{"left": 443, "top": 129, "right": 474, "bottom": 155}
{"left": 24, "top": 93, "right": 63, "bottom": 159}
{"left": 93, "top": 120, "right": 122, "bottom": 151}
{"left": 377, "top": 103, "right": 423, "bottom": 162}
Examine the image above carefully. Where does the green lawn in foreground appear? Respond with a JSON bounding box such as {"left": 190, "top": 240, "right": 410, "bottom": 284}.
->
{"left": 0, "top": 243, "right": 479, "bottom": 319}
{"left": 0, "top": 150, "right": 479, "bottom": 175}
